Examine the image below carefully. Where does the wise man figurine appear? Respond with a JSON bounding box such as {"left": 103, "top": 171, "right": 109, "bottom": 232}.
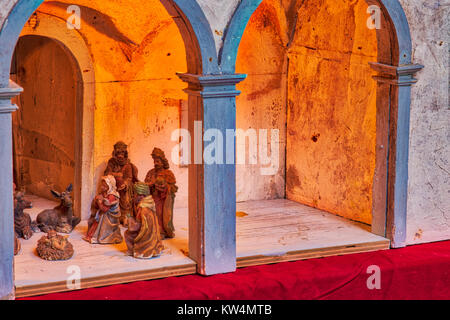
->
{"left": 104, "top": 141, "right": 139, "bottom": 226}
{"left": 124, "top": 182, "right": 164, "bottom": 259}
{"left": 144, "top": 148, "right": 178, "bottom": 239}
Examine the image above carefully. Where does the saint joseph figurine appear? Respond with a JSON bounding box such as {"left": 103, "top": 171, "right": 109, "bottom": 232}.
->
{"left": 104, "top": 141, "right": 139, "bottom": 226}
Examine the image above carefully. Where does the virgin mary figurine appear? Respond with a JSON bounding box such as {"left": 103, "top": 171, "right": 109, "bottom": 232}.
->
{"left": 84, "top": 175, "right": 123, "bottom": 244}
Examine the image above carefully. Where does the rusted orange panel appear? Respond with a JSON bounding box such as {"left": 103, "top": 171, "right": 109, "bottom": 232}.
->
{"left": 286, "top": 0, "right": 377, "bottom": 225}
{"left": 12, "top": 36, "right": 77, "bottom": 199}
{"left": 36, "top": 0, "right": 188, "bottom": 186}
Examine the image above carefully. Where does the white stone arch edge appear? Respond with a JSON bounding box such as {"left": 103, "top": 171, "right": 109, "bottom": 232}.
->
{"left": 19, "top": 11, "right": 95, "bottom": 220}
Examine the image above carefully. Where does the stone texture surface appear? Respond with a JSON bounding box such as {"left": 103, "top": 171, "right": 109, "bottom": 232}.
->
{"left": 285, "top": 0, "right": 378, "bottom": 225}
{"left": 398, "top": 0, "right": 450, "bottom": 245}
{"left": 0, "top": 0, "right": 448, "bottom": 244}
{"left": 12, "top": 36, "right": 77, "bottom": 200}
{"left": 197, "top": 0, "right": 240, "bottom": 54}
{"left": 0, "top": 0, "right": 16, "bottom": 32}
{"left": 236, "top": 0, "right": 287, "bottom": 202}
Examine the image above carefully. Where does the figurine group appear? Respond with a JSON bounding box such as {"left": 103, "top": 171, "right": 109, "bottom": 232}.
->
{"left": 13, "top": 183, "right": 78, "bottom": 260}
{"left": 13, "top": 142, "right": 177, "bottom": 261}
{"left": 84, "top": 142, "right": 177, "bottom": 259}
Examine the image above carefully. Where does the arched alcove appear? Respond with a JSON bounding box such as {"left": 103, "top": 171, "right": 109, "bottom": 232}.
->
{"left": 232, "top": 0, "right": 421, "bottom": 264}
{"left": 15, "top": 12, "right": 96, "bottom": 220}
{"left": 12, "top": 34, "right": 82, "bottom": 216}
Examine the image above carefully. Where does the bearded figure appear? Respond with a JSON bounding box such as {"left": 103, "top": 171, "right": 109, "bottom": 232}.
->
{"left": 144, "top": 148, "right": 178, "bottom": 239}
{"left": 104, "top": 141, "right": 139, "bottom": 226}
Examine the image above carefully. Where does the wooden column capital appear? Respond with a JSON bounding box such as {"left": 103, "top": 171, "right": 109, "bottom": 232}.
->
{"left": 369, "top": 62, "right": 424, "bottom": 248}
{"left": 177, "top": 73, "right": 247, "bottom": 98}
{"left": 0, "top": 80, "right": 22, "bottom": 114}
{"left": 369, "top": 62, "right": 424, "bottom": 86}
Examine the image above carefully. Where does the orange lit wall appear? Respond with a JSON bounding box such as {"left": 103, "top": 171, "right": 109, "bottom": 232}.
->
{"left": 286, "top": 0, "right": 377, "bottom": 225}
{"left": 18, "top": 0, "right": 377, "bottom": 224}
{"left": 237, "top": 0, "right": 377, "bottom": 225}
{"left": 236, "top": 0, "right": 287, "bottom": 201}
{"left": 25, "top": 0, "right": 189, "bottom": 208}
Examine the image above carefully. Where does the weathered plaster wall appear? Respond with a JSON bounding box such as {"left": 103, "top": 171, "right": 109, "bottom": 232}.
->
{"left": 285, "top": 0, "right": 377, "bottom": 225}
{"left": 197, "top": 0, "right": 240, "bottom": 54}
{"left": 12, "top": 35, "right": 77, "bottom": 200}
{"left": 398, "top": 0, "right": 450, "bottom": 245}
{"left": 237, "top": 0, "right": 378, "bottom": 225}
{"left": 28, "top": 0, "right": 190, "bottom": 213}
{"left": 0, "top": 0, "right": 16, "bottom": 31}
{"left": 236, "top": 0, "right": 287, "bottom": 202}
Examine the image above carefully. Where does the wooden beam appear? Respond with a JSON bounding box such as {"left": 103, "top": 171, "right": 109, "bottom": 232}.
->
{"left": 237, "top": 241, "right": 390, "bottom": 268}
{"left": 178, "top": 73, "right": 246, "bottom": 275}
{"left": 15, "top": 263, "right": 196, "bottom": 298}
{"left": 369, "top": 63, "right": 424, "bottom": 247}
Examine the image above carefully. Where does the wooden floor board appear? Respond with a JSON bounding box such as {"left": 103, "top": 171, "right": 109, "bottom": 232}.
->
{"left": 235, "top": 199, "right": 390, "bottom": 266}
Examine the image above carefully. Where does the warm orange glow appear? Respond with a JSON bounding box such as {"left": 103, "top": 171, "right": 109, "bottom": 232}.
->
{"left": 237, "top": 0, "right": 377, "bottom": 225}
{"left": 16, "top": 0, "right": 377, "bottom": 224}
{"left": 16, "top": 0, "right": 189, "bottom": 208}
{"left": 12, "top": 36, "right": 78, "bottom": 199}
{"left": 236, "top": 0, "right": 288, "bottom": 201}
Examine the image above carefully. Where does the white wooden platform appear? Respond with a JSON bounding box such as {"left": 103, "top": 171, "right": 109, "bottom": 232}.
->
{"left": 14, "top": 196, "right": 389, "bottom": 297}
{"left": 14, "top": 195, "right": 194, "bottom": 298}
{"left": 235, "top": 199, "right": 390, "bottom": 267}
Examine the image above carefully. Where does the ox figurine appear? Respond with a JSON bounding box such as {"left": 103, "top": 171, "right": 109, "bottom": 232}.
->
{"left": 14, "top": 192, "right": 34, "bottom": 240}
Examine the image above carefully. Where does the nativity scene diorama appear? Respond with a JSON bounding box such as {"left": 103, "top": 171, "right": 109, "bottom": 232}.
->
{"left": 13, "top": 142, "right": 178, "bottom": 263}
{"left": 3, "top": 0, "right": 442, "bottom": 301}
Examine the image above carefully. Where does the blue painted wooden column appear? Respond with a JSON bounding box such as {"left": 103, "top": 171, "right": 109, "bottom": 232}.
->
{"left": 370, "top": 62, "right": 424, "bottom": 248}
{"left": 0, "top": 81, "right": 22, "bottom": 300}
{"left": 178, "top": 73, "right": 246, "bottom": 275}
{"left": 174, "top": 0, "right": 260, "bottom": 275}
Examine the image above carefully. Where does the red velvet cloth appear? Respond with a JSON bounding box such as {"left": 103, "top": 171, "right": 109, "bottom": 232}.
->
{"left": 21, "top": 240, "right": 450, "bottom": 300}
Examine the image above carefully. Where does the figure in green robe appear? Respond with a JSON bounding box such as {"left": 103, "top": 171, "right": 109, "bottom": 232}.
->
{"left": 124, "top": 183, "right": 164, "bottom": 259}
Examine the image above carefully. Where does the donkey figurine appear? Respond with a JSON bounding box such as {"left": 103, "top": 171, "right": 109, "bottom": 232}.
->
{"left": 35, "top": 184, "right": 81, "bottom": 234}
{"left": 14, "top": 192, "right": 34, "bottom": 240}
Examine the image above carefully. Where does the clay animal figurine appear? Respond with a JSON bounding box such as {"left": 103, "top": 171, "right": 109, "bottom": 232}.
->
{"left": 14, "top": 233, "right": 21, "bottom": 256}
{"left": 35, "top": 184, "right": 81, "bottom": 234}
{"left": 36, "top": 230, "right": 74, "bottom": 261}
{"left": 14, "top": 192, "right": 34, "bottom": 240}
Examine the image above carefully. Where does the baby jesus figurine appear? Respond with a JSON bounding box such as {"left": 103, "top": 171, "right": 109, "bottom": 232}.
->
{"left": 36, "top": 230, "right": 74, "bottom": 261}
{"left": 84, "top": 175, "right": 123, "bottom": 244}
{"left": 124, "top": 183, "right": 164, "bottom": 259}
